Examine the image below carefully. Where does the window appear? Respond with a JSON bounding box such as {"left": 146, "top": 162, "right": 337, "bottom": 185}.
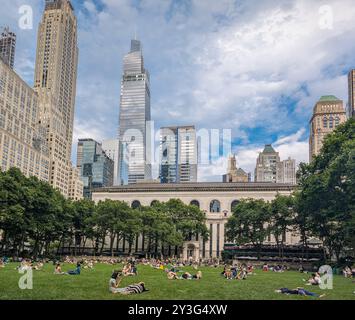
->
{"left": 323, "top": 116, "right": 328, "bottom": 128}
{"left": 131, "top": 200, "right": 141, "bottom": 209}
{"left": 329, "top": 116, "right": 334, "bottom": 128}
{"left": 151, "top": 200, "right": 159, "bottom": 207}
{"left": 231, "top": 200, "right": 239, "bottom": 212}
{"left": 335, "top": 116, "right": 340, "bottom": 127}
{"left": 210, "top": 200, "right": 221, "bottom": 213}
{"left": 190, "top": 200, "right": 200, "bottom": 208}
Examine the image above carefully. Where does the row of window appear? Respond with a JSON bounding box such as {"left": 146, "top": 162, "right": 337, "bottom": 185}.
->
{"left": 131, "top": 199, "right": 240, "bottom": 213}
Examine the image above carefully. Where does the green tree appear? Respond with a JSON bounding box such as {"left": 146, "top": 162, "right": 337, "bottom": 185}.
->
{"left": 269, "top": 194, "right": 295, "bottom": 260}
{"left": 226, "top": 199, "right": 270, "bottom": 259}
{"left": 296, "top": 118, "right": 355, "bottom": 262}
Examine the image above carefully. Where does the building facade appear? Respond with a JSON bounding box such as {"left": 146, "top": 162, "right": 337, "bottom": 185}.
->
{"left": 160, "top": 125, "right": 197, "bottom": 183}
{"left": 0, "top": 59, "right": 50, "bottom": 181}
{"left": 223, "top": 155, "right": 249, "bottom": 183}
{"left": 0, "top": 27, "right": 16, "bottom": 69}
{"left": 102, "top": 139, "right": 120, "bottom": 186}
{"left": 277, "top": 157, "right": 296, "bottom": 185}
{"left": 255, "top": 144, "right": 280, "bottom": 183}
{"left": 309, "top": 95, "right": 347, "bottom": 162}
{"left": 348, "top": 70, "right": 355, "bottom": 118}
{"left": 33, "top": 0, "right": 82, "bottom": 198}
{"left": 68, "top": 166, "right": 83, "bottom": 200}
{"left": 77, "top": 139, "right": 114, "bottom": 198}
{"left": 92, "top": 182, "right": 298, "bottom": 260}
{"left": 118, "top": 39, "right": 151, "bottom": 185}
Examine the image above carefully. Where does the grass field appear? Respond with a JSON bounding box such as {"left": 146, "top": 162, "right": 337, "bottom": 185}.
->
{"left": 0, "top": 263, "right": 354, "bottom": 300}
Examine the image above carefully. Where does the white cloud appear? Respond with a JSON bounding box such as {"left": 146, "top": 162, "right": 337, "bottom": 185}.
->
{"left": 198, "top": 128, "right": 309, "bottom": 182}
{"left": 1, "top": 0, "right": 354, "bottom": 180}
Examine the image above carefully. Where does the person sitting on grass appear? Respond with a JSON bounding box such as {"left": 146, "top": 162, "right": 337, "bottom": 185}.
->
{"left": 275, "top": 287, "right": 325, "bottom": 298}
{"left": 109, "top": 270, "right": 149, "bottom": 295}
{"left": 17, "top": 259, "right": 31, "bottom": 271}
{"left": 66, "top": 262, "right": 81, "bottom": 275}
{"left": 0, "top": 259, "right": 5, "bottom": 268}
{"left": 33, "top": 261, "right": 44, "bottom": 271}
{"left": 305, "top": 272, "right": 322, "bottom": 286}
{"left": 54, "top": 263, "right": 65, "bottom": 275}
{"left": 167, "top": 271, "right": 179, "bottom": 280}
{"left": 225, "top": 268, "right": 233, "bottom": 280}
{"left": 123, "top": 263, "right": 135, "bottom": 276}
{"left": 247, "top": 265, "right": 254, "bottom": 275}
{"left": 343, "top": 266, "right": 352, "bottom": 278}
{"left": 262, "top": 263, "right": 269, "bottom": 272}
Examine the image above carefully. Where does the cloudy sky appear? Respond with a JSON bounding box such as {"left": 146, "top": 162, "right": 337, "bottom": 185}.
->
{"left": 2, "top": 0, "right": 355, "bottom": 181}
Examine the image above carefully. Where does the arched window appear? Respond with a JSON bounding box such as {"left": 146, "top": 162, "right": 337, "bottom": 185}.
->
{"left": 231, "top": 200, "right": 239, "bottom": 212}
{"left": 323, "top": 116, "right": 328, "bottom": 128}
{"left": 329, "top": 116, "right": 334, "bottom": 128}
{"left": 210, "top": 200, "right": 221, "bottom": 213}
{"left": 190, "top": 200, "right": 200, "bottom": 208}
{"left": 335, "top": 116, "right": 340, "bottom": 127}
{"left": 131, "top": 200, "right": 141, "bottom": 209}
{"left": 151, "top": 200, "right": 159, "bottom": 207}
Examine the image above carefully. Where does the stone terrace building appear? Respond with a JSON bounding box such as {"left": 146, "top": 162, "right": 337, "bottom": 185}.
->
{"left": 92, "top": 182, "right": 297, "bottom": 261}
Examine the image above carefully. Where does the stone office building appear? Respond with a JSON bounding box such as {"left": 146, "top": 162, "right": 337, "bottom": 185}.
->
{"left": 92, "top": 182, "right": 297, "bottom": 260}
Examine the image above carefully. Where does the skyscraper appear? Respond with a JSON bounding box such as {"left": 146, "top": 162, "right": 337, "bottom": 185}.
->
{"left": 0, "top": 58, "right": 49, "bottom": 181}
{"left": 277, "top": 157, "right": 296, "bottom": 185}
{"left": 348, "top": 70, "right": 355, "bottom": 118}
{"left": 309, "top": 96, "right": 347, "bottom": 162}
{"left": 255, "top": 144, "right": 280, "bottom": 183}
{"left": 118, "top": 39, "right": 151, "bottom": 184}
{"left": 33, "top": 0, "right": 81, "bottom": 198}
{"left": 77, "top": 139, "right": 114, "bottom": 199}
{"left": 102, "top": 139, "right": 120, "bottom": 185}
{"left": 160, "top": 125, "right": 197, "bottom": 183}
{"left": 0, "top": 27, "right": 16, "bottom": 69}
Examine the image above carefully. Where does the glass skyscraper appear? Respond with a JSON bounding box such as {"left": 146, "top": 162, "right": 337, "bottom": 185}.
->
{"left": 118, "top": 39, "right": 151, "bottom": 184}
{"left": 77, "top": 139, "right": 114, "bottom": 198}
{"left": 160, "top": 126, "right": 197, "bottom": 183}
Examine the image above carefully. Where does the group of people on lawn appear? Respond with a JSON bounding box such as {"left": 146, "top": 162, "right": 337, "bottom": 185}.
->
{"left": 2, "top": 255, "right": 352, "bottom": 298}
{"left": 221, "top": 264, "right": 254, "bottom": 280}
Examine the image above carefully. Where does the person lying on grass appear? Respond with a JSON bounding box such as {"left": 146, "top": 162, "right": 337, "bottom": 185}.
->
{"left": 275, "top": 287, "right": 325, "bottom": 298}
{"left": 109, "top": 270, "right": 149, "bottom": 295}
{"left": 66, "top": 262, "right": 81, "bottom": 275}
{"left": 181, "top": 271, "right": 202, "bottom": 280}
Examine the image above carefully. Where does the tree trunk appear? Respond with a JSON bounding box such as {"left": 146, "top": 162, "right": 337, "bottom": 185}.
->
{"left": 109, "top": 233, "right": 115, "bottom": 257}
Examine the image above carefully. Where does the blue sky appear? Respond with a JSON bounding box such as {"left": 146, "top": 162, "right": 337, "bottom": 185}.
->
{"left": 1, "top": 0, "right": 355, "bottom": 181}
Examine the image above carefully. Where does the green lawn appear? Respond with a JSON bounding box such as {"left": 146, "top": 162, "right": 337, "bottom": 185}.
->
{"left": 0, "top": 263, "right": 354, "bottom": 300}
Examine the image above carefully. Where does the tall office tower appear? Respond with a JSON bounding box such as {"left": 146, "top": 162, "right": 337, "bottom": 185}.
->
{"left": 102, "top": 139, "right": 120, "bottom": 185}
{"left": 348, "top": 70, "right": 355, "bottom": 118}
{"left": 33, "top": 0, "right": 81, "bottom": 198}
{"left": 0, "top": 27, "right": 16, "bottom": 69}
{"left": 0, "top": 59, "right": 49, "bottom": 181}
{"left": 68, "top": 167, "right": 83, "bottom": 200}
{"left": 160, "top": 125, "right": 197, "bottom": 183}
{"left": 309, "top": 96, "right": 347, "bottom": 162}
{"left": 255, "top": 144, "right": 280, "bottom": 183}
{"left": 277, "top": 157, "right": 296, "bottom": 185}
{"left": 76, "top": 139, "right": 114, "bottom": 199}
{"left": 118, "top": 39, "right": 151, "bottom": 184}
{"left": 222, "top": 155, "right": 249, "bottom": 183}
